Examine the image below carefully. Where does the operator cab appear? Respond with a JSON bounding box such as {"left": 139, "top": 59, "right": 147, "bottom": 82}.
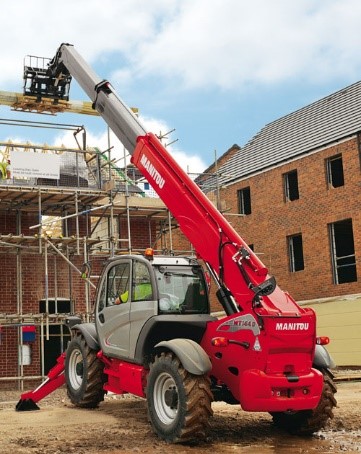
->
{"left": 95, "top": 252, "right": 213, "bottom": 362}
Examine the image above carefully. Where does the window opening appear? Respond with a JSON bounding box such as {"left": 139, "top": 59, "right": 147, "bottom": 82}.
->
{"left": 105, "top": 263, "right": 131, "bottom": 306}
{"left": 41, "top": 215, "right": 62, "bottom": 236}
{"left": 39, "top": 299, "right": 71, "bottom": 374}
{"left": 155, "top": 265, "right": 208, "bottom": 314}
{"left": 132, "top": 261, "right": 153, "bottom": 301}
{"left": 329, "top": 219, "right": 357, "bottom": 284}
{"left": 238, "top": 187, "right": 251, "bottom": 215}
{"left": 326, "top": 155, "right": 344, "bottom": 188}
{"left": 288, "top": 234, "right": 304, "bottom": 272}
{"left": 284, "top": 170, "right": 299, "bottom": 201}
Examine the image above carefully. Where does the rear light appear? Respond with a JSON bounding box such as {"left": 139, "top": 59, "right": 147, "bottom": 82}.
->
{"left": 211, "top": 337, "right": 229, "bottom": 347}
{"left": 316, "top": 336, "right": 330, "bottom": 345}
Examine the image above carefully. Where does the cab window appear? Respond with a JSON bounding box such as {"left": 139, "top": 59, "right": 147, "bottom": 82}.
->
{"left": 97, "top": 277, "right": 107, "bottom": 312}
{"left": 106, "top": 263, "right": 130, "bottom": 306}
{"left": 132, "top": 261, "right": 153, "bottom": 301}
{"left": 155, "top": 266, "right": 208, "bottom": 313}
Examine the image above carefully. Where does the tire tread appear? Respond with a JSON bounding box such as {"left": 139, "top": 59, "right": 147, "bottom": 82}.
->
{"left": 147, "top": 352, "right": 213, "bottom": 443}
{"left": 66, "top": 334, "right": 105, "bottom": 408}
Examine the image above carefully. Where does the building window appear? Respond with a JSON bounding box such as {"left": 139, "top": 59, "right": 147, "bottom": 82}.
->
{"left": 284, "top": 170, "right": 299, "bottom": 201}
{"left": 288, "top": 234, "right": 304, "bottom": 272}
{"left": 329, "top": 219, "right": 357, "bottom": 284}
{"left": 238, "top": 187, "right": 251, "bottom": 215}
{"left": 326, "top": 154, "right": 344, "bottom": 188}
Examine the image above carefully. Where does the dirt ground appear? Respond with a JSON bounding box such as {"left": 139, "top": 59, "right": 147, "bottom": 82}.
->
{"left": 0, "top": 380, "right": 361, "bottom": 454}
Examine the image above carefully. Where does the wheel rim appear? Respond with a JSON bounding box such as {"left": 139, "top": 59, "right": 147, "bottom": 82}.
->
{"left": 67, "top": 348, "right": 84, "bottom": 390}
{"left": 153, "top": 372, "right": 179, "bottom": 424}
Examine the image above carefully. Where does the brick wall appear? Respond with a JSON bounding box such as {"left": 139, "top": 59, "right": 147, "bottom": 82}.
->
{"left": 63, "top": 216, "right": 91, "bottom": 237}
{"left": 119, "top": 217, "right": 158, "bottom": 252}
{"left": 0, "top": 326, "right": 18, "bottom": 378}
{"left": 0, "top": 211, "right": 34, "bottom": 234}
{"left": 219, "top": 137, "right": 361, "bottom": 301}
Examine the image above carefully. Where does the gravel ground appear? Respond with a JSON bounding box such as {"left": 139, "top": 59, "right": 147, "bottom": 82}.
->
{"left": 0, "top": 379, "right": 360, "bottom": 453}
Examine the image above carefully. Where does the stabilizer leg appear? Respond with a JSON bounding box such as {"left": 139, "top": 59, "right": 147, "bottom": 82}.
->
{"left": 16, "top": 352, "right": 66, "bottom": 411}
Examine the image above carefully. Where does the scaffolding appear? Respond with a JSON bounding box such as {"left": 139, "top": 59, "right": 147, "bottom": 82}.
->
{"left": 0, "top": 119, "right": 186, "bottom": 389}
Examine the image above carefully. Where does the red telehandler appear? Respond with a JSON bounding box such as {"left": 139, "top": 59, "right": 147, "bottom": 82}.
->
{"left": 16, "top": 43, "right": 337, "bottom": 443}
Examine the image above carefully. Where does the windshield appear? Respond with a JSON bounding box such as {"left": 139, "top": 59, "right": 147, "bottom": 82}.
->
{"left": 155, "top": 265, "right": 208, "bottom": 314}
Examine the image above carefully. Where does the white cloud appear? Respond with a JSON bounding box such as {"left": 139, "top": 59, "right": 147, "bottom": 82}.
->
{"left": 132, "top": 0, "right": 361, "bottom": 88}
{"left": 139, "top": 114, "right": 206, "bottom": 174}
{"left": 2, "top": 0, "right": 361, "bottom": 91}
{"left": 54, "top": 114, "right": 207, "bottom": 174}
{"left": 0, "top": 0, "right": 175, "bottom": 86}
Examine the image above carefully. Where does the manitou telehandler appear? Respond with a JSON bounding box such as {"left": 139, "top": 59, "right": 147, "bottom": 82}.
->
{"left": 16, "top": 43, "right": 336, "bottom": 443}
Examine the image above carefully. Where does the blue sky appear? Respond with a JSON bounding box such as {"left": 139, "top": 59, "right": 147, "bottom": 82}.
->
{"left": 1, "top": 0, "right": 361, "bottom": 173}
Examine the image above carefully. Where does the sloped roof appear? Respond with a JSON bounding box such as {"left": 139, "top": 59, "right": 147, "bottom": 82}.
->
{"left": 218, "top": 80, "right": 361, "bottom": 186}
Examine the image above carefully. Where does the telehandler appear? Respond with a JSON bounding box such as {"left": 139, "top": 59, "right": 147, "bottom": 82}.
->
{"left": 17, "top": 43, "right": 336, "bottom": 443}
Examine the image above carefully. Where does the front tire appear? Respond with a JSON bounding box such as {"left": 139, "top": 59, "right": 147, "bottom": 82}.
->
{"left": 65, "top": 333, "right": 105, "bottom": 408}
{"left": 146, "top": 351, "right": 213, "bottom": 443}
{"left": 271, "top": 368, "right": 337, "bottom": 435}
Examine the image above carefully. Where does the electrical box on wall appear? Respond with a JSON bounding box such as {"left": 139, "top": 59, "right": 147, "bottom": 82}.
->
{"left": 19, "top": 344, "right": 31, "bottom": 366}
{"left": 22, "top": 325, "right": 36, "bottom": 342}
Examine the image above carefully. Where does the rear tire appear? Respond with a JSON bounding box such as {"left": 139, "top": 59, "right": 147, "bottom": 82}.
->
{"left": 271, "top": 368, "right": 337, "bottom": 435}
{"left": 65, "top": 333, "right": 105, "bottom": 408}
{"left": 146, "top": 351, "right": 213, "bottom": 443}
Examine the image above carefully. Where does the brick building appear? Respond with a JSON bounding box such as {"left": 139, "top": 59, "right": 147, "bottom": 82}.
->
{"left": 200, "top": 81, "right": 361, "bottom": 365}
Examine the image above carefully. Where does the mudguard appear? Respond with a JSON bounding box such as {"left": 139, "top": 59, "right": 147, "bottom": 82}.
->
{"left": 155, "top": 338, "right": 212, "bottom": 375}
{"left": 313, "top": 344, "right": 335, "bottom": 369}
{"left": 71, "top": 323, "right": 100, "bottom": 351}
{"left": 64, "top": 315, "right": 82, "bottom": 329}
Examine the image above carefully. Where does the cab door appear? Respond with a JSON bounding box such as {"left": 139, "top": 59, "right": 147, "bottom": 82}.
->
{"left": 128, "top": 259, "right": 158, "bottom": 358}
{"left": 96, "top": 259, "right": 132, "bottom": 359}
